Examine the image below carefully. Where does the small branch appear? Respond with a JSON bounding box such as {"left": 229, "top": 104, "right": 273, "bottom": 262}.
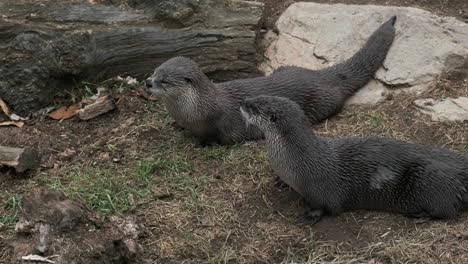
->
{"left": 77, "top": 95, "right": 116, "bottom": 121}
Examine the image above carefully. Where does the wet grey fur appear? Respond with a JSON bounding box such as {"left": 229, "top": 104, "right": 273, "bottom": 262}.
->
{"left": 147, "top": 16, "right": 397, "bottom": 145}
{"left": 240, "top": 95, "right": 468, "bottom": 224}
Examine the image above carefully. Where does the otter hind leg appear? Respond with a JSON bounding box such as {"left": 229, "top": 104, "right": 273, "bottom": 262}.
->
{"left": 426, "top": 205, "right": 459, "bottom": 220}
{"left": 296, "top": 207, "right": 324, "bottom": 225}
{"left": 170, "top": 121, "right": 185, "bottom": 131}
{"left": 274, "top": 176, "right": 289, "bottom": 189}
{"left": 404, "top": 211, "right": 430, "bottom": 219}
{"left": 194, "top": 135, "right": 222, "bottom": 148}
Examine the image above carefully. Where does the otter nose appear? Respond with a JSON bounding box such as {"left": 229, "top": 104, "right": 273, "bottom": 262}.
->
{"left": 242, "top": 98, "right": 253, "bottom": 109}
{"left": 145, "top": 78, "right": 153, "bottom": 88}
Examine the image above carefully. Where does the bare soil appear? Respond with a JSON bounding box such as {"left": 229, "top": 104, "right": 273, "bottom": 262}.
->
{"left": 1, "top": 1, "right": 468, "bottom": 263}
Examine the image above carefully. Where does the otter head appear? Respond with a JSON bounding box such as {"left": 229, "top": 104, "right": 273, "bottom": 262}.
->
{"left": 146, "top": 57, "right": 205, "bottom": 100}
{"left": 240, "top": 95, "right": 309, "bottom": 134}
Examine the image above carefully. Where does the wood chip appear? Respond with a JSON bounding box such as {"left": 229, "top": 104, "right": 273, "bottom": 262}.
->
{"left": 136, "top": 88, "right": 157, "bottom": 101}
{"left": 0, "top": 121, "right": 24, "bottom": 127}
{"left": 0, "top": 146, "right": 40, "bottom": 173}
{"left": 77, "top": 95, "right": 116, "bottom": 120}
{"left": 21, "top": 254, "right": 58, "bottom": 263}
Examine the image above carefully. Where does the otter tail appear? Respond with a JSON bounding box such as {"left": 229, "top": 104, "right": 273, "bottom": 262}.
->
{"left": 320, "top": 16, "right": 397, "bottom": 96}
{"left": 463, "top": 172, "right": 468, "bottom": 208}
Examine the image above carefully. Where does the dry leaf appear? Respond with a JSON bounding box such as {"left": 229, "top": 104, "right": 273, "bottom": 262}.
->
{"left": 0, "top": 121, "right": 24, "bottom": 127}
{"left": 48, "top": 104, "right": 80, "bottom": 120}
{"left": 0, "top": 96, "right": 29, "bottom": 121}
{"left": 0, "top": 96, "right": 12, "bottom": 117}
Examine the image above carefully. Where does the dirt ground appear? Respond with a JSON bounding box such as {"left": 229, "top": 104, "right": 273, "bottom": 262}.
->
{"left": 1, "top": 0, "right": 468, "bottom": 264}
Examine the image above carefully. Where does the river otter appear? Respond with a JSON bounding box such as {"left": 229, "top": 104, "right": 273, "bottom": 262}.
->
{"left": 240, "top": 95, "right": 468, "bottom": 224}
{"left": 147, "top": 16, "right": 397, "bottom": 146}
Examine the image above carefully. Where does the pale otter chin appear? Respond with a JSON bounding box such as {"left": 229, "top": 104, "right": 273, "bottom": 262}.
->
{"left": 241, "top": 95, "right": 468, "bottom": 225}
{"left": 147, "top": 16, "right": 398, "bottom": 146}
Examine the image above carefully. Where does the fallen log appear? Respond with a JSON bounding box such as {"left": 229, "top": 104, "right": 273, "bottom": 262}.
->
{"left": 0, "top": 146, "right": 40, "bottom": 173}
{"left": 0, "top": 0, "right": 264, "bottom": 115}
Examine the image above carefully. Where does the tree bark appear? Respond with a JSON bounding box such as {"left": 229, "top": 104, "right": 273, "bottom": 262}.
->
{"left": 0, "top": 146, "right": 40, "bottom": 173}
{"left": 0, "top": 0, "right": 263, "bottom": 115}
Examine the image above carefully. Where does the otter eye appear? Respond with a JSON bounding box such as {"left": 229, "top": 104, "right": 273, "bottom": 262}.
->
{"left": 184, "top": 77, "right": 192, "bottom": 83}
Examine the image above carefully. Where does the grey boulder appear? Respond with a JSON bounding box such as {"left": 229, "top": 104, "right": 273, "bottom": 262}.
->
{"left": 260, "top": 3, "right": 468, "bottom": 106}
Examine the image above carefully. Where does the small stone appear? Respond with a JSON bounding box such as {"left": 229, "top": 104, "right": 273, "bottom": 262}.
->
{"left": 58, "top": 148, "right": 76, "bottom": 158}
{"left": 127, "top": 194, "right": 135, "bottom": 206}
{"left": 260, "top": 3, "right": 468, "bottom": 106}
{"left": 99, "top": 152, "right": 110, "bottom": 160}
{"left": 125, "top": 76, "right": 138, "bottom": 86}
{"left": 414, "top": 97, "right": 468, "bottom": 122}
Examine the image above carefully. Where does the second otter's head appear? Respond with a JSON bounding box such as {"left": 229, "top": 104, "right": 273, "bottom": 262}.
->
{"left": 240, "top": 95, "right": 309, "bottom": 134}
{"left": 146, "top": 57, "right": 207, "bottom": 99}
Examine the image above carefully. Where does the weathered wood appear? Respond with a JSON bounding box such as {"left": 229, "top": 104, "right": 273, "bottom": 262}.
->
{"left": 0, "top": 0, "right": 264, "bottom": 115}
{"left": 77, "top": 95, "right": 116, "bottom": 120}
{"left": 0, "top": 146, "right": 40, "bottom": 173}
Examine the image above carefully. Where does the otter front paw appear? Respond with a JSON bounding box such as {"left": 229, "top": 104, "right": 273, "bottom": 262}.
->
{"left": 171, "top": 121, "right": 185, "bottom": 131}
{"left": 296, "top": 208, "right": 324, "bottom": 225}
{"left": 274, "top": 176, "right": 289, "bottom": 189}
{"left": 405, "top": 211, "right": 430, "bottom": 219}
{"left": 194, "top": 137, "right": 220, "bottom": 148}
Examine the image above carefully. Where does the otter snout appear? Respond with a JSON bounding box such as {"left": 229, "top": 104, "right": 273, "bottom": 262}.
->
{"left": 146, "top": 77, "right": 166, "bottom": 96}
{"left": 145, "top": 78, "right": 153, "bottom": 88}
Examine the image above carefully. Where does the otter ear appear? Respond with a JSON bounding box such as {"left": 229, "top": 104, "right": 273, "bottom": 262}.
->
{"left": 184, "top": 77, "right": 192, "bottom": 83}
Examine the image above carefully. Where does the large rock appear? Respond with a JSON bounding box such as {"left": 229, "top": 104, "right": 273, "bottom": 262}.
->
{"left": 0, "top": 0, "right": 263, "bottom": 115}
{"left": 260, "top": 3, "right": 468, "bottom": 105}
{"left": 414, "top": 97, "right": 468, "bottom": 122}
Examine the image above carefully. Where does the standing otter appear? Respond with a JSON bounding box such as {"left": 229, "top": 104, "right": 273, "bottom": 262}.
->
{"left": 240, "top": 95, "right": 468, "bottom": 224}
{"left": 146, "top": 16, "right": 397, "bottom": 145}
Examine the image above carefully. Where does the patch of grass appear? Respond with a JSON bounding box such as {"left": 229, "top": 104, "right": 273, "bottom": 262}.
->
{"left": 135, "top": 159, "right": 160, "bottom": 185}
{"left": 200, "top": 146, "right": 232, "bottom": 161}
{"left": 0, "top": 194, "right": 22, "bottom": 231}
{"left": 202, "top": 233, "right": 236, "bottom": 264}
{"left": 148, "top": 155, "right": 213, "bottom": 213}
{"left": 43, "top": 160, "right": 159, "bottom": 217}
{"left": 345, "top": 110, "right": 395, "bottom": 137}
{"left": 143, "top": 99, "right": 174, "bottom": 127}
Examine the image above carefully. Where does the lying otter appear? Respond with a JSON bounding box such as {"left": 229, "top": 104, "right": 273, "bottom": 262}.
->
{"left": 240, "top": 95, "right": 468, "bottom": 224}
{"left": 147, "top": 16, "right": 397, "bottom": 146}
